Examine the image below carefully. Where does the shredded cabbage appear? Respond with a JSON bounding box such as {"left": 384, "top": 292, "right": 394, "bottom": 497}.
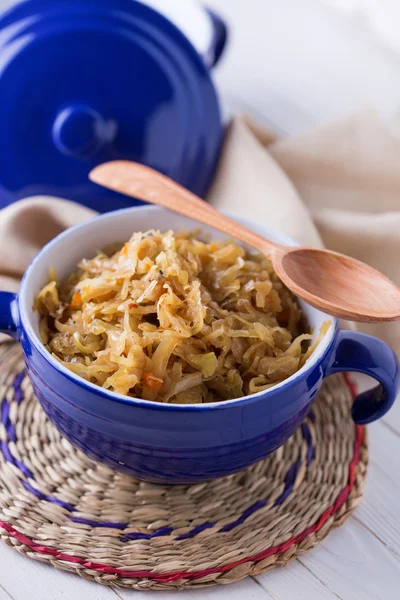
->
{"left": 34, "top": 230, "right": 330, "bottom": 403}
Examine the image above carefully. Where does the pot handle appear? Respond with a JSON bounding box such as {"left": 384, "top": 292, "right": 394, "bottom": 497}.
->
{"left": 0, "top": 292, "right": 18, "bottom": 339}
{"left": 326, "top": 330, "right": 400, "bottom": 425}
{"left": 206, "top": 9, "right": 228, "bottom": 68}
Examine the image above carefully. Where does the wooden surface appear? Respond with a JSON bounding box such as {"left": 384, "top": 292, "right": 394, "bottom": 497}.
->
{"left": 1, "top": 0, "right": 400, "bottom": 598}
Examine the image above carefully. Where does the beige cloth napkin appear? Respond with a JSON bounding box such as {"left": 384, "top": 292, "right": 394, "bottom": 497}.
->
{"left": 1, "top": 111, "right": 399, "bottom": 354}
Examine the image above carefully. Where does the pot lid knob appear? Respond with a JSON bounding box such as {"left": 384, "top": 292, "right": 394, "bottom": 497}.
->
{"left": 52, "top": 105, "right": 117, "bottom": 159}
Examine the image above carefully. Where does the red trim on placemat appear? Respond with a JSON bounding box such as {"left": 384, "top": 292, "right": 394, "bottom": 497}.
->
{"left": 0, "top": 375, "right": 364, "bottom": 583}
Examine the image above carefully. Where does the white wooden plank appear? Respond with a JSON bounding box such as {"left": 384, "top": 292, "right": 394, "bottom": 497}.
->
{"left": 0, "top": 585, "right": 13, "bottom": 600}
{"left": 382, "top": 411, "right": 400, "bottom": 438}
{"left": 382, "top": 395, "right": 400, "bottom": 436}
{"left": 299, "top": 518, "right": 400, "bottom": 600}
{"left": 0, "top": 542, "right": 119, "bottom": 600}
{"left": 256, "top": 560, "right": 339, "bottom": 599}
{"left": 354, "top": 422, "right": 400, "bottom": 558}
{"left": 117, "top": 577, "right": 271, "bottom": 600}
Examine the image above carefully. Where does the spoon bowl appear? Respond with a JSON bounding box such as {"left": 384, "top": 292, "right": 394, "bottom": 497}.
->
{"left": 274, "top": 247, "right": 400, "bottom": 322}
{"left": 90, "top": 160, "right": 400, "bottom": 323}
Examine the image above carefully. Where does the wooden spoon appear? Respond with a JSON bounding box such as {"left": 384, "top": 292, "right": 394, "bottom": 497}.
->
{"left": 90, "top": 161, "right": 400, "bottom": 323}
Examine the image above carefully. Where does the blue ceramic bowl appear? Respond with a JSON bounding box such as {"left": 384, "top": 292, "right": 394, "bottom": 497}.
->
{"left": 1, "top": 206, "right": 399, "bottom": 483}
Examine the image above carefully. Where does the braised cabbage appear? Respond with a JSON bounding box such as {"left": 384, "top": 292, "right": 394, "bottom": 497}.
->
{"left": 34, "top": 230, "right": 329, "bottom": 403}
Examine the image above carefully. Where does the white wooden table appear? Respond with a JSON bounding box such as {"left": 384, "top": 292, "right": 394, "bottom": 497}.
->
{"left": 1, "top": 1, "right": 400, "bottom": 598}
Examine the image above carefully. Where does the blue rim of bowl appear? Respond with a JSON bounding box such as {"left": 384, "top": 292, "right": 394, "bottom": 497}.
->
{"left": 18, "top": 205, "right": 338, "bottom": 412}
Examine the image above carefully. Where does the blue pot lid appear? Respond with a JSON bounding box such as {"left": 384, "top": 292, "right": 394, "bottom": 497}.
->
{"left": 0, "top": 0, "right": 223, "bottom": 212}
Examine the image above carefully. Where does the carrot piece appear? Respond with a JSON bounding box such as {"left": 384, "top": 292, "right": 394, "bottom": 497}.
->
{"left": 70, "top": 291, "right": 82, "bottom": 309}
{"left": 143, "top": 372, "right": 163, "bottom": 392}
{"left": 277, "top": 309, "right": 290, "bottom": 326}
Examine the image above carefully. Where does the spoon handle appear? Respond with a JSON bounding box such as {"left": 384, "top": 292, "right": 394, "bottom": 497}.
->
{"left": 90, "top": 161, "right": 279, "bottom": 255}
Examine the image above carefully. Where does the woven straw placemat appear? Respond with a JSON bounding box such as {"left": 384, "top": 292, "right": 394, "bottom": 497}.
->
{"left": 0, "top": 341, "right": 367, "bottom": 590}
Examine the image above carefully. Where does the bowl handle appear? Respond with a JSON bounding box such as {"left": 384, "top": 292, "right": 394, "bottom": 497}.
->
{"left": 0, "top": 292, "right": 18, "bottom": 339}
{"left": 326, "top": 330, "right": 400, "bottom": 425}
